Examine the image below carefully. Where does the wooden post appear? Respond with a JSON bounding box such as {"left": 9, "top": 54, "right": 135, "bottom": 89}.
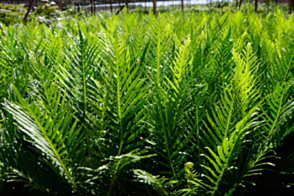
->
{"left": 153, "top": 0, "right": 157, "bottom": 16}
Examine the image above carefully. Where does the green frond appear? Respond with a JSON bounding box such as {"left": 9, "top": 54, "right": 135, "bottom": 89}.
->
{"left": 261, "top": 83, "right": 294, "bottom": 142}
{"left": 233, "top": 42, "right": 260, "bottom": 118}
{"left": 106, "top": 149, "right": 156, "bottom": 196}
{"left": 3, "top": 85, "right": 86, "bottom": 193}
{"left": 197, "top": 106, "right": 258, "bottom": 195}
{"left": 133, "top": 169, "right": 177, "bottom": 196}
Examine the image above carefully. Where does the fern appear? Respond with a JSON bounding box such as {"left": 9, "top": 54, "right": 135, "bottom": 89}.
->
{"left": 1, "top": 9, "right": 294, "bottom": 196}
{"left": 3, "top": 85, "right": 86, "bottom": 194}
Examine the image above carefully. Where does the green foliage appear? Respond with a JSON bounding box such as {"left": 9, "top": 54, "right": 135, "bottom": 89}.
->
{"left": 33, "top": 0, "right": 73, "bottom": 24}
{"left": 0, "top": 1, "right": 72, "bottom": 26}
{"left": 1, "top": 9, "right": 294, "bottom": 196}
{"left": 0, "top": 3, "right": 27, "bottom": 25}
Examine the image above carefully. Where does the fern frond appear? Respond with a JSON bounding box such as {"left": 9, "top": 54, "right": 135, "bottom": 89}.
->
{"left": 261, "top": 83, "right": 294, "bottom": 141}
{"left": 3, "top": 85, "right": 86, "bottom": 193}
{"left": 233, "top": 43, "right": 260, "bottom": 118}
{"left": 199, "top": 105, "right": 258, "bottom": 196}
{"left": 133, "top": 169, "right": 177, "bottom": 196}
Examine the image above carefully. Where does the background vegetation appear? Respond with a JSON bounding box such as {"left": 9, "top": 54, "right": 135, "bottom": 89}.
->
{"left": 0, "top": 8, "right": 294, "bottom": 195}
{"left": 0, "top": 0, "right": 73, "bottom": 25}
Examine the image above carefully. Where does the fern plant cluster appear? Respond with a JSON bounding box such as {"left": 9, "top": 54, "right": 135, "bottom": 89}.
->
{"left": 1, "top": 8, "right": 294, "bottom": 196}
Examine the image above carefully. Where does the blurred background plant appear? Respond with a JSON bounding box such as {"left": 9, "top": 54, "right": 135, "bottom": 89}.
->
{"left": 0, "top": 3, "right": 26, "bottom": 25}
{"left": 192, "top": 2, "right": 290, "bottom": 14}
{"left": 33, "top": 0, "right": 73, "bottom": 24}
{"left": 0, "top": 0, "right": 73, "bottom": 25}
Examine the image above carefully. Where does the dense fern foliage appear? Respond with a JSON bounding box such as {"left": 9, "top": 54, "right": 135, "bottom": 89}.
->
{"left": 1, "top": 8, "right": 294, "bottom": 196}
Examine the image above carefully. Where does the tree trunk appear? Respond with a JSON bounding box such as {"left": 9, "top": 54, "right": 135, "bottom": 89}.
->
{"left": 94, "top": 0, "right": 96, "bottom": 13}
{"left": 24, "top": 0, "right": 35, "bottom": 23}
{"left": 110, "top": 0, "right": 113, "bottom": 13}
{"left": 181, "top": 0, "right": 183, "bottom": 12}
{"left": 239, "top": 0, "right": 242, "bottom": 10}
{"left": 118, "top": 0, "right": 121, "bottom": 9}
{"left": 91, "top": 0, "right": 93, "bottom": 13}
{"left": 153, "top": 0, "right": 157, "bottom": 16}
{"left": 255, "top": 0, "right": 258, "bottom": 12}
{"left": 116, "top": 0, "right": 131, "bottom": 15}
{"left": 290, "top": 0, "right": 293, "bottom": 15}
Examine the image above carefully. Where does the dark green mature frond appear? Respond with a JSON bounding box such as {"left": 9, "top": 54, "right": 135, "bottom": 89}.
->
{"left": 56, "top": 27, "right": 100, "bottom": 124}
{"left": 192, "top": 94, "right": 259, "bottom": 195}
{"left": 145, "top": 37, "right": 196, "bottom": 187}
{"left": 261, "top": 83, "right": 294, "bottom": 142}
{"left": 3, "top": 85, "right": 86, "bottom": 194}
